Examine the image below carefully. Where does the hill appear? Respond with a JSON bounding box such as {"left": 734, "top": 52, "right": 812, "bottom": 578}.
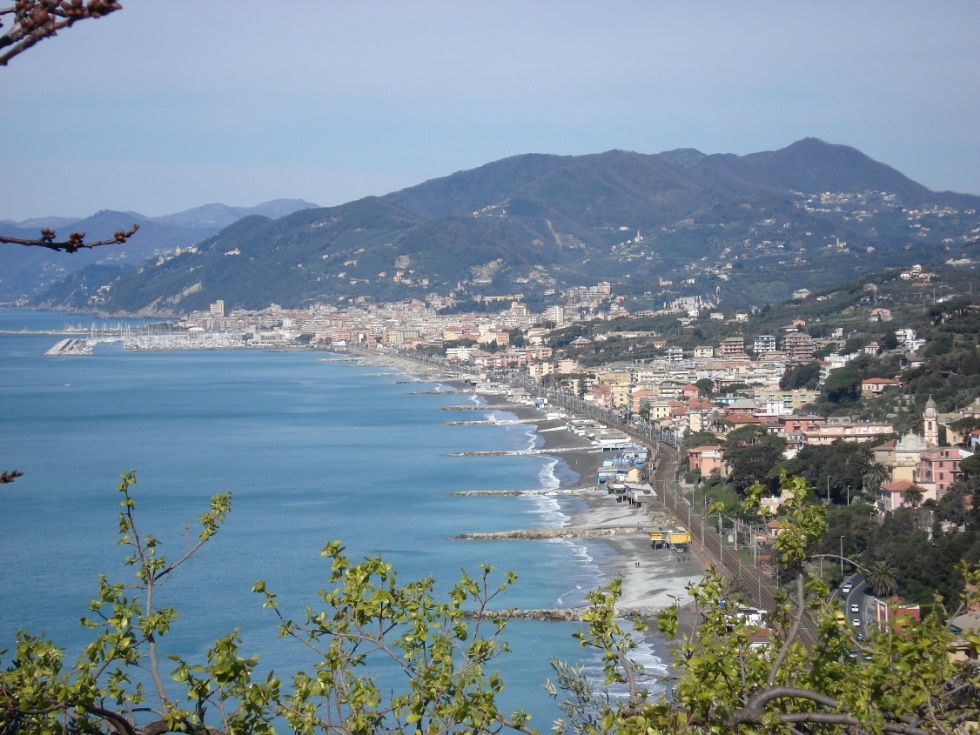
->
{"left": 25, "top": 140, "right": 980, "bottom": 316}
{"left": 0, "top": 200, "right": 317, "bottom": 302}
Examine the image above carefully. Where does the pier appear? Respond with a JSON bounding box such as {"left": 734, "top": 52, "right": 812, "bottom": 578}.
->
{"left": 451, "top": 525, "right": 646, "bottom": 541}
{"left": 44, "top": 338, "right": 94, "bottom": 356}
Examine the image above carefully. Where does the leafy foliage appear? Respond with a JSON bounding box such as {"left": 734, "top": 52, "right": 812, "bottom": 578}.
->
{"left": 3, "top": 474, "right": 980, "bottom": 734}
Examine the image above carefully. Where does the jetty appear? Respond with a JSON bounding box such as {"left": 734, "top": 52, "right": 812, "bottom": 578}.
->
{"left": 45, "top": 338, "right": 94, "bottom": 356}
{"left": 451, "top": 525, "right": 646, "bottom": 541}
{"left": 440, "top": 404, "right": 526, "bottom": 411}
{"left": 449, "top": 447, "right": 588, "bottom": 457}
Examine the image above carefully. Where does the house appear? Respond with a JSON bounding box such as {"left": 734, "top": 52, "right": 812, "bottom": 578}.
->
{"left": 688, "top": 445, "right": 726, "bottom": 477}
{"left": 693, "top": 345, "right": 715, "bottom": 358}
{"left": 877, "top": 479, "right": 928, "bottom": 513}
{"left": 861, "top": 377, "right": 901, "bottom": 396}
{"left": 801, "top": 420, "right": 894, "bottom": 446}
{"left": 870, "top": 597, "right": 921, "bottom": 632}
{"left": 918, "top": 447, "right": 973, "bottom": 499}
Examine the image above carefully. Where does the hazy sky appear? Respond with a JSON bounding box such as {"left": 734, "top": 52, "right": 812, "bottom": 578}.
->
{"left": 2, "top": 1, "right": 979, "bottom": 220}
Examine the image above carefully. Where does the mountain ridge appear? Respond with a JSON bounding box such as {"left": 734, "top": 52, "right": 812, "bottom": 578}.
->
{"left": 20, "top": 139, "right": 980, "bottom": 316}
{"left": 0, "top": 199, "right": 318, "bottom": 302}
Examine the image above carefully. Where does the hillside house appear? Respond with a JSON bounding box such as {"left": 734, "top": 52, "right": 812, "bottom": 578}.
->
{"left": 918, "top": 447, "right": 973, "bottom": 499}
{"left": 861, "top": 377, "right": 902, "bottom": 396}
{"left": 687, "top": 445, "right": 726, "bottom": 477}
{"left": 877, "top": 479, "right": 935, "bottom": 513}
{"left": 802, "top": 420, "right": 894, "bottom": 446}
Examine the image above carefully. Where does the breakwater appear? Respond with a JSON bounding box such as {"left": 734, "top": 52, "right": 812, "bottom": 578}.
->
{"left": 451, "top": 525, "right": 646, "bottom": 541}
{"left": 449, "top": 447, "right": 588, "bottom": 457}
{"left": 44, "top": 338, "right": 93, "bottom": 356}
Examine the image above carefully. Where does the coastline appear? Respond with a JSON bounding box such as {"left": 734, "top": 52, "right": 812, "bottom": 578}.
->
{"left": 484, "top": 394, "right": 703, "bottom": 616}
{"left": 352, "top": 348, "right": 704, "bottom": 617}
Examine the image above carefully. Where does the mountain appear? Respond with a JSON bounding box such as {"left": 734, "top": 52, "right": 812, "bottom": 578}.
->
{"left": 151, "top": 199, "right": 319, "bottom": 229}
{"left": 26, "top": 140, "right": 980, "bottom": 316}
{"left": 0, "top": 199, "right": 318, "bottom": 302}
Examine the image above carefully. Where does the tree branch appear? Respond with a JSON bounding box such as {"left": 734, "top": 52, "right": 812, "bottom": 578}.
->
{"left": 766, "top": 571, "right": 805, "bottom": 687}
{"left": 0, "top": 223, "right": 139, "bottom": 252}
{"left": 0, "top": 0, "right": 124, "bottom": 66}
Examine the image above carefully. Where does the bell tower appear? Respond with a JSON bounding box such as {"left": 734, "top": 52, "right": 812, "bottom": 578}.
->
{"left": 923, "top": 395, "right": 939, "bottom": 447}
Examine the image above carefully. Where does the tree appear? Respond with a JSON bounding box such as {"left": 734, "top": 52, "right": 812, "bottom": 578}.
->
{"left": 778, "top": 360, "right": 820, "bottom": 390}
{"left": 863, "top": 459, "right": 891, "bottom": 494}
{"left": 1, "top": 473, "right": 535, "bottom": 735}
{"left": 1, "top": 0, "right": 123, "bottom": 66}
{"left": 2, "top": 2, "right": 138, "bottom": 253}
{"left": 565, "top": 476, "right": 980, "bottom": 734}
{"left": 694, "top": 378, "right": 714, "bottom": 397}
{"left": 865, "top": 559, "right": 898, "bottom": 598}
{"left": 823, "top": 366, "right": 862, "bottom": 405}
{"left": 903, "top": 483, "right": 924, "bottom": 509}
{"left": 723, "top": 426, "right": 786, "bottom": 493}
{"left": 4, "top": 474, "right": 980, "bottom": 734}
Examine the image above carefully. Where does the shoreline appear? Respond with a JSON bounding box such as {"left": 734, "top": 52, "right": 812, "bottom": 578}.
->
{"left": 352, "top": 349, "right": 705, "bottom": 617}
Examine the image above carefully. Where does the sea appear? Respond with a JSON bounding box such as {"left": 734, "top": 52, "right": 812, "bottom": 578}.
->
{"left": 0, "top": 307, "right": 668, "bottom": 728}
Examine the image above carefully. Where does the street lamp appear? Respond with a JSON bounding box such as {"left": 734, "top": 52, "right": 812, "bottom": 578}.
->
{"left": 840, "top": 535, "right": 844, "bottom": 576}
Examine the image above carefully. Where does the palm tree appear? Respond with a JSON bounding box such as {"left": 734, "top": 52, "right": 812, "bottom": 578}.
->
{"left": 903, "top": 484, "right": 924, "bottom": 509}
{"left": 863, "top": 460, "right": 891, "bottom": 495}
{"left": 865, "top": 560, "right": 898, "bottom": 598}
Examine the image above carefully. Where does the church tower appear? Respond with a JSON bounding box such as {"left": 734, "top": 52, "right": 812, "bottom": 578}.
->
{"left": 923, "top": 395, "right": 939, "bottom": 447}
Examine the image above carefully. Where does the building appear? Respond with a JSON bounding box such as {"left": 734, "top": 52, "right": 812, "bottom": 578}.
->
{"left": 878, "top": 480, "right": 919, "bottom": 513}
{"left": 781, "top": 332, "right": 815, "bottom": 361}
{"left": 861, "top": 377, "right": 901, "bottom": 396}
{"left": 801, "top": 420, "right": 894, "bottom": 446}
{"left": 687, "top": 445, "right": 726, "bottom": 477}
{"left": 720, "top": 336, "right": 745, "bottom": 357}
{"left": 918, "top": 447, "right": 973, "bottom": 499}
{"left": 753, "top": 335, "right": 777, "bottom": 354}
{"left": 924, "top": 396, "right": 939, "bottom": 447}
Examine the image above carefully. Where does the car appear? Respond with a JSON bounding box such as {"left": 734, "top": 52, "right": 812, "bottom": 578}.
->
{"left": 850, "top": 604, "right": 860, "bottom": 613}
{"left": 852, "top": 617, "right": 861, "bottom": 628}
{"left": 842, "top": 581, "right": 854, "bottom": 592}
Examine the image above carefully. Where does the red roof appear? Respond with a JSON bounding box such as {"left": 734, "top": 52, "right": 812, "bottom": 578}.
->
{"left": 882, "top": 479, "right": 913, "bottom": 493}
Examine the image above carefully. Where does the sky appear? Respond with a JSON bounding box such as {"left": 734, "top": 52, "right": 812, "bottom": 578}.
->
{"left": 2, "top": 1, "right": 979, "bottom": 220}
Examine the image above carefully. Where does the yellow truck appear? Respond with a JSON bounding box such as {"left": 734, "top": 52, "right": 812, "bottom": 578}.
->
{"left": 650, "top": 526, "right": 691, "bottom": 551}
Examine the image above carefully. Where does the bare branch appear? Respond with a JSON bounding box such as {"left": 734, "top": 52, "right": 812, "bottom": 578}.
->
{"left": 0, "top": 1, "right": 124, "bottom": 67}
{"left": 765, "top": 571, "right": 806, "bottom": 687}
{"left": 0, "top": 223, "right": 138, "bottom": 252}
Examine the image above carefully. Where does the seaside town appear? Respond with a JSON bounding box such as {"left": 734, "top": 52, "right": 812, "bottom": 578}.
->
{"left": 48, "top": 268, "right": 973, "bottom": 651}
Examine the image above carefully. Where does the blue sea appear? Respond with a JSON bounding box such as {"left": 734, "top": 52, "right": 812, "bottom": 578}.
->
{"left": 0, "top": 308, "right": 667, "bottom": 728}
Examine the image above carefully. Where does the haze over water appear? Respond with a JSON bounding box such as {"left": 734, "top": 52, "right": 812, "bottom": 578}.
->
{"left": 0, "top": 308, "right": 667, "bottom": 726}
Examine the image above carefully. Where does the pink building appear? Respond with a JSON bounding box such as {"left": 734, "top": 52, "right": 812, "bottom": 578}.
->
{"left": 918, "top": 447, "right": 972, "bottom": 499}
{"left": 878, "top": 480, "right": 916, "bottom": 513}
{"left": 687, "top": 445, "right": 726, "bottom": 477}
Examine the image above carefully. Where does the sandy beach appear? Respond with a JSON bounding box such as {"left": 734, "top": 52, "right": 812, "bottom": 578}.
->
{"left": 496, "top": 398, "right": 704, "bottom": 616}
{"left": 348, "top": 348, "right": 705, "bottom": 616}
